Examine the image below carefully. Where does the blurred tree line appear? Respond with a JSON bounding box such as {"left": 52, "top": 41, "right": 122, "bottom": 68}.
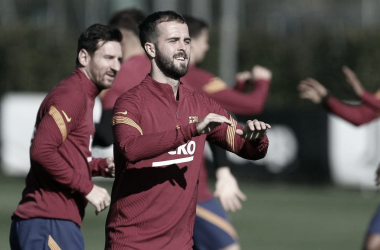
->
{"left": 1, "top": 25, "right": 380, "bottom": 111}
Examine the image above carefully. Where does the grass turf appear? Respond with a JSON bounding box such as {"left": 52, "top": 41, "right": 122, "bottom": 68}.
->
{"left": 0, "top": 174, "right": 378, "bottom": 250}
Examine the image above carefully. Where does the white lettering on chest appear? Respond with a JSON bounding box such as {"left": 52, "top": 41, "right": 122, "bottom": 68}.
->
{"left": 153, "top": 141, "right": 197, "bottom": 167}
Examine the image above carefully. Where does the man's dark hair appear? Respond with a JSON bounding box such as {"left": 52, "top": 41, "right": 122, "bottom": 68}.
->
{"left": 76, "top": 24, "right": 122, "bottom": 67}
{"left": 108, "top": 8, "right": 146, "bottom": 36}
{"left": 138, "top": 10, "right": 187, "bottom": 48}
{"left": 182, "top": 15, "right": 208, "bottom": 39}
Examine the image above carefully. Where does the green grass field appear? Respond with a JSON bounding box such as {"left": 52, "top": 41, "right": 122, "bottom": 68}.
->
{"left": 1, "top": 174, "right": 379, "bottom": 250}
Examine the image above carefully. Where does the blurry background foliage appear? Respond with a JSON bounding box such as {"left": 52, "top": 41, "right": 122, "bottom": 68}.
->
{"left": 2, "top": 26, "right": 380, "bottom": 111}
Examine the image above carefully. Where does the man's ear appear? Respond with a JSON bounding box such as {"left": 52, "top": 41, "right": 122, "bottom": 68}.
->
{"left": 144, "top": 42, "right": 155, "bottom": 58}
{"left": 78, "top": 49, "right": 90, "bottom": 67}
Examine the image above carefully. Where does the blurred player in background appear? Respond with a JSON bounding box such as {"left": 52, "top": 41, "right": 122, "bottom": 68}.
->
{"left": 9, "top": 24, "right": 122, "bottom": 250}
{"left": 298, "top": 66, "right": 380, "bottom": 250}
{"left": 92, "top": 9, "right": 149, "bottom": 149}
{"left": 105, "top": 10, "right": 270, "bottom": 249}
{"left": 182, "top": 15, "right": 272, "bottom": 250}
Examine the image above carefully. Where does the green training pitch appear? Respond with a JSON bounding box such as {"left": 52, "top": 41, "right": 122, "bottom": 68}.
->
{"left": 0, "top": 174, "right": 378, "bottom": 250}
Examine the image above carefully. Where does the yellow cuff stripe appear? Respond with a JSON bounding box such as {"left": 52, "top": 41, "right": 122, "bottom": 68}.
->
{"left": 202, "top": 77, "right": 228, "bottom": 94}
{"left": 48, "top": 235, "right": 62, "bottom": 250}
{"left": 112, "top": 116, "right": 143, "bottom": 135}
{"left": 196, "top": 205, "right": 238, "bottom": 239}
{"left": 226, "top": 115, "right": 237, "bottom": 153}
{"left": 49, "top": 106, "right": 67, "bottom": 141}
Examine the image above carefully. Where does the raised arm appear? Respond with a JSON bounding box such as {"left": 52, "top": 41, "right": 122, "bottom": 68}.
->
{"left": 298, "top": 77, "right": 379, "bottom": 126}
{"left": 201, "top": 65, "right": 271, "bottom": 115}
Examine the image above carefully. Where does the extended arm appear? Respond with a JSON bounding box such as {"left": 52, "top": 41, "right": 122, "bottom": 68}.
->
{"left": 298, "top": 78, "right": 379, "bottom": 126}
{"left": 202, "top": 66, "right": 271, "bottom": 115}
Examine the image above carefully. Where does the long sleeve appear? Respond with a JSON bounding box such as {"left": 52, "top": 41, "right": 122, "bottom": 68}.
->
{"left": 202, "top": 77, "right": 270, "bottom": 116}
{"left": 325, "top": 95, "right": 379, "bottom": 126}
{"left": 200, "top": 96, "right": 268, "bottom": 160}
{"left": 90, "top": 158, "right": 111, "bottom": 177}
{"left": 30, "top": 98, "right": 94, "bottom": 196}
{"left": 361, "top": 91, "right": 380, "bottom": 110}
{"left": 112, "top": 93, "right": 200, "bottom": 163}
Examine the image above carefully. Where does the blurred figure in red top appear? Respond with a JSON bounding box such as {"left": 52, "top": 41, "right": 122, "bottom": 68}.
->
{"left": 181, "top": 15, "right": 272, "bottom": 250}
{"left": 298, "top": 66, "right": 380, "bottom": 250}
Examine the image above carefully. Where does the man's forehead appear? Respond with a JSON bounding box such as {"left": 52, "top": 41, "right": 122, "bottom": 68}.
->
{"left": 157, "top": 21, "right": 189, "bottom": 36}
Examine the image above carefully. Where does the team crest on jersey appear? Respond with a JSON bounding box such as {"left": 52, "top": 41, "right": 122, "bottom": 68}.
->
{"left": 189, "top": 116, "right": 198, "bottom": 124}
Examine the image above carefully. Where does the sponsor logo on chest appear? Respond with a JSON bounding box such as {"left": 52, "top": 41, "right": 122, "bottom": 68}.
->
{"left": 152, "top": 141, "right": 197, "bottom": 167}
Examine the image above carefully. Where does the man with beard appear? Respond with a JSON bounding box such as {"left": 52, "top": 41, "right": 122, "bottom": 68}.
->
{"left": 105, "top": 11, "right": 270, "bottom": 249}
{"left": 10, "top": 24, "right": 122, "bottom": 250}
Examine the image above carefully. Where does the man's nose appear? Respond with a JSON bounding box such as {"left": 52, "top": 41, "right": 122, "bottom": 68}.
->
{"left": 112, "top": 59, "right": 121, "bottom": 72}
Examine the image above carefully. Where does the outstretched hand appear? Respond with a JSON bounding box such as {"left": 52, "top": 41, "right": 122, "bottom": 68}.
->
{"left": 235, "top": 119, "right": 270, "bottom": 140}
{"left": 298, "top": 78, "right": 328, "bottom": 104}
{"left": 214, "top": 167, "right": 246, "bottom": 212}
{"left": 342, "top": 66, "right": 365, "bottom": 97}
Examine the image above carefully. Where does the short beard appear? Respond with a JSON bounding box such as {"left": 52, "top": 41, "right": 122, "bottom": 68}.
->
{"left": 155, "top": 47, "right": 188, "bottom": 80}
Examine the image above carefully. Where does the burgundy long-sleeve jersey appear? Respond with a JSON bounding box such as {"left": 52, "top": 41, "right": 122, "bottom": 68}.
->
{"left": 13, "top": 69, "right": 111, "bottom": 227}
{"left": 182, "top": 65, "right": 270, "bottom": 202}
{"left": 105, "top": 75, "right": 269, "bottom": 249}
{"left": 325, "top": 91, "right": 380, "bottom": 126}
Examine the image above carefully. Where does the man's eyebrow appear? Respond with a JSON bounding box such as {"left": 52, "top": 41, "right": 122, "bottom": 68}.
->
{"left": 166, "top": 36, "right": 180, "bottom": 41}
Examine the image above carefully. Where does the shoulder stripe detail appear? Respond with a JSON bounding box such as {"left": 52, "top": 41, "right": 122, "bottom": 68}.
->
{"left": 112, "top": 116, "right": 143, "bottom": 135}
{"left": 48, "top": 235, "right": 62, "bottom": 250}
{"left": 202, "top": 77, "right": 228, "bottom": 94}
{"left": 49, "top": 106, "right": 67, "bottom": 141}
{"left": 226, "top": 115, "right": 237, "bottom": 153}
{"left": 196, "top": 205, "right": 238, "bottom": 239}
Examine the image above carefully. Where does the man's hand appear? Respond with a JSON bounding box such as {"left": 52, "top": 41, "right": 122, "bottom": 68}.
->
{"left": 235, "top": 119, "right": 271, "bottom": 140}
{"left": 235, "top": 71, "right": 252, "bottom": 83}
{"left": 214, "top": 167, "right": 246, "bottom": 212}
{"left": 298, "top": 78, "right": 328, "bottom": 104}
{"left": 342, "top": 66, "right": 365, "bottom": 97}
{"left": 252, "top": 65, "right": 272, "bottom": 81}
{"left": 85, "top": 185, "right": 111, "bottom": 215}
{"left": 105, "top": 157, "right": 115, "bottom": 177}
{"left": 196, "top": 113, "right": 233, "bottom": 134}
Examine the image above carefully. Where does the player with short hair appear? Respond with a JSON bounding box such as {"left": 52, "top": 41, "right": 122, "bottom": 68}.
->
{"left": 10, "top": 24, "right": 122, "bottom": 250}
{"left": 298, "top": 66, "right": 380, "bottom": 250}
{"left": 105, "top": 10, "right": 270, "bottom": 249}
{"left": 181, "top": 15, "right": 272, "bottom": 250}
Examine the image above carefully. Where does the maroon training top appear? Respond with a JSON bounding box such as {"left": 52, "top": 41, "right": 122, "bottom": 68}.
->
{"left": 326, "top": 91, "right": 380, "bottom": 126}
{"left": 105, "top": 75, "right": 269, "bottom": 249}
{"left": 13, "top": 69, "right": 111, "bottom": 227}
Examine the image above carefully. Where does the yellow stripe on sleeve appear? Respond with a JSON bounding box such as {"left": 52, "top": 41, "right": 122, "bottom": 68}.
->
{"left": 48, "top": 106, "right": 67, "bottom": 141}
{"left": 48, "top": 235, "right": 62, "bottom": 250}
{"left": 112, "top": 116, "right": 143, "bottom": 135}
{"left": 196, "top": 205, "right": 238, "bottom": 239}
{"left": 226, "top": 115, "right": 237, "bottom": 153}
{"left": 202, "top": 77, "right": 228, "bottom": 94}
